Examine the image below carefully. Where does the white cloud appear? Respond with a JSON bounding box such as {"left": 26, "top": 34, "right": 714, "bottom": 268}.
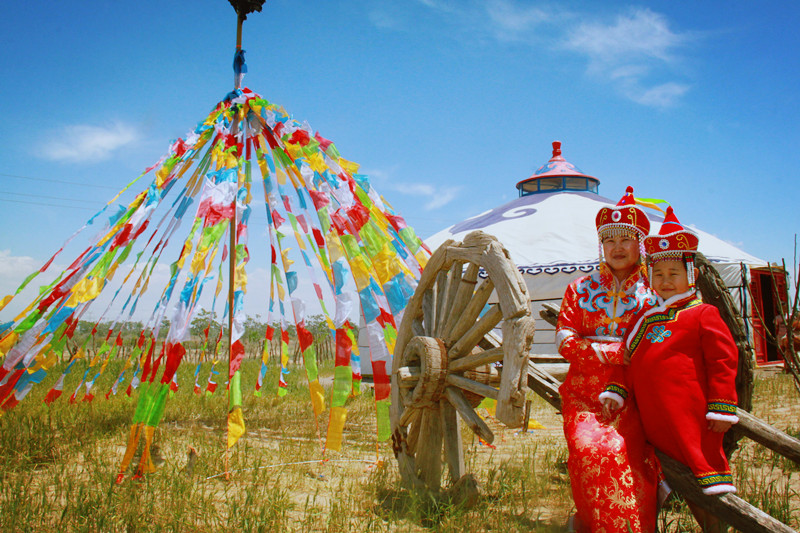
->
{"left": 0, "top": 250, "right": 53, "bottom": 321}
{"left": 0, "top": 249, "right": 40, "bottom": 278}
{"left": 424, "top": 186, "right": 460, "bottom": 210}
{"left": 565, "top": 8, "right": 684, "bottom": 65}
{"left": 402, "top": 183, "right": 435, "bottom": 196}
{"left": 410, "top": 1, "right": 694, "bottom": 108}
{"left": 41, "top": 122, "right": 139, "bottom": 163}
{"left": 364, "top": 167, "right": 460, "bottom": 211}
{"left": 628, "top": 82, "right": 690, "bottom": 108}
{"left": 415, "top": 0, "right": 459, "bottom": 12}
{"left": 485, "top": 0, "right": 548, "bottom": 40}
{"left": 388, "top": 181, "right": 460, "bottom": 210}
{"left": 563, "top": 8, "right": 692, "bottom": 108}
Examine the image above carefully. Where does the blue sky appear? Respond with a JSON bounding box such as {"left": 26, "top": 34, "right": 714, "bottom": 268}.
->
{"left": 1, "top": 1, "right": 798, "bottom": 320}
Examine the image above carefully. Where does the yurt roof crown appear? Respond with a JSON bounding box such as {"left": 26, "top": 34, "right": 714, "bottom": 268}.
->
{"left": 515, "top": 141, "right": 599, "bottom": 197}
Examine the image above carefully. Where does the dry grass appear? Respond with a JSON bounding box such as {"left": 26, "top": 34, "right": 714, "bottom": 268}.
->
{"left": 0, "top": 361, "right": 798, "bottom": 532}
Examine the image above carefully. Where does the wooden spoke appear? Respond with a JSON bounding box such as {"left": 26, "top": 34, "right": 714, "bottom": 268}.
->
{"left": 445, "top": 278, "right": 495, "bottom": 346}
{"left": 465, "top": 364, "right": 500, "bottom": 384}
{"left": 442, "top": 263, "right": 480, "bottom": 341}
{"left": 422, "top": 289, "right": 436, "bottom": 336}
{"left": 405, "top": 410, "right": 423, "bottom": 455}
{"left": 433, "top": 270, "right": 449, "bottom": 337}
{"left": 446, "top": 373, "right": 499, "bottom": 400}
{"left": 412, "top": 317, "right": 425, "bottom": 337}
{"left": 449, "top": 346, "right": 504, "bottom": 373}
{"left": 440, "top": 398, "right": 465, "bottom": 484}
{"left": 415, "top": 409, "right": 443, "bottom": 489}
{"left": 435, "top": 261, "right": 463, "bottom": 337}
{"left": 449, "top": 304, "right": 503, "bottom": 360}
{"left": 445, "top": 386, "right": 494, "bottom": 444}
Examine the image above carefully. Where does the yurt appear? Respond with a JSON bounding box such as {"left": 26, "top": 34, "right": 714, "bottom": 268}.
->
{"left": 426, "top": 142, "right": 786, "bottom": 364}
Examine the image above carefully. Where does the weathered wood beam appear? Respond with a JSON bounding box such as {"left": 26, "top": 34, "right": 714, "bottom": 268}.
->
{"left": 539, "top": 303, "right": 560, "bottom": 328}
{"left": 735, "top": 409, "right": 800, "bottom": 464}
{"left": 527, "top": 362, "right": 563, "bottom": 411}
{"left": 657, "top": 451, "right": 796, "bottom": 533}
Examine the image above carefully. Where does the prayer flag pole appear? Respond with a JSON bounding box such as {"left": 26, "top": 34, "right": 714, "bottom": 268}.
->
{"left": 224, "top": 0, "right": 266, "bottom": 482}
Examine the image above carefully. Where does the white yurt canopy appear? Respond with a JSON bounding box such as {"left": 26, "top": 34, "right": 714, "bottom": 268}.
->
{"left": 427, "top": 189, "right": 765, "bottom": 300}
{"left": 425, "top": 142, "right": 767, "bottom": 353}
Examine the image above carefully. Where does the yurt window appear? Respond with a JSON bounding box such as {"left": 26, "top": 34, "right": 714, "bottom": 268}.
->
{"left": 565, "top": 177, "right": 586, "bottom": 190}
{"left": 519, "top": 181, "right": 539, "bottom": 195}
{"left": 539, "top": 177, "right": 562, "bottom": 191}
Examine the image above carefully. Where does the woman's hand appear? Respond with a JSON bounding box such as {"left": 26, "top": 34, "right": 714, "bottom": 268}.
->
{"left": 708, "top": 419, "right": 733, "bottom": 433}
{"left": 602, "top": 398, "right": 620, "bottom": 419}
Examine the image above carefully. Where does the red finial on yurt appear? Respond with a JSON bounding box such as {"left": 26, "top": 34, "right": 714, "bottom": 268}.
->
{"left": 516, "top": 141, "right": 599, "bottom": 196}
{"left": 551, "top": 141, "right": 563, "bottom": 160}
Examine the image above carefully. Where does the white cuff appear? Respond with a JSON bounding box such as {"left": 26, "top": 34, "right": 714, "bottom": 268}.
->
{"left": 706, "top": 412, "right": 739, "bottom": 424}
{"left": 591, "top": 342, "right": 605, "bottom": 363}
{"left": 599, "top": 391, "right": 624, "bottom": 408}
{"left": 702, "top": 484, "right": 736, "bottom": 495}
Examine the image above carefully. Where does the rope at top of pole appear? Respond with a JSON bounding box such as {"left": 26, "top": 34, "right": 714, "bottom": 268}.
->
{"left": 229, "top": 1, "right": 265, "bottom": 88}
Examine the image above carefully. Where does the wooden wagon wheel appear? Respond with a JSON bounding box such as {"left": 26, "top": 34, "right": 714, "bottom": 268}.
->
{"left": 390, "top": 231, "right": 535, "bottom": 491}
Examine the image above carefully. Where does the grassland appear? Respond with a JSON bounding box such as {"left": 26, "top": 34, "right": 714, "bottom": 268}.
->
{"left": 0, "top": 360, "right": 797, "bottom": 532}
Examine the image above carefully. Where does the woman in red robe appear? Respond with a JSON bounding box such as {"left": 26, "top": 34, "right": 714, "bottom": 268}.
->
{"left": 557, "top": 187, "right": 661, "bottom": 532}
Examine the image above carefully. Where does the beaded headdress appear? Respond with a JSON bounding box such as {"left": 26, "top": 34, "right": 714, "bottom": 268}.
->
{"left": 644, "top": 206, "right": 700, "bottom": 288}
{"left": 595, "top": 186, "right": 650, "bottom": 264}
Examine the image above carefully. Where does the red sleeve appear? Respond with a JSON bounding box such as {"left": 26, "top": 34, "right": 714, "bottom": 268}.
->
{"left": 700, "top": 305, "right": 739, "bottom": 417}
{"left": 556, "top": 280, "right": 619, "bottom": 372}
{"left": 600, "top": 364, "right": 630, "bottom": 407}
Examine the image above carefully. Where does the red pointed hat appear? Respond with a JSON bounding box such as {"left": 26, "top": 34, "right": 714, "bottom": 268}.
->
{"left": 644, "top": 206, "right": 699, "bottom": 262}
{"left": 595, "top": 186, "right": 650, "bottom": 239}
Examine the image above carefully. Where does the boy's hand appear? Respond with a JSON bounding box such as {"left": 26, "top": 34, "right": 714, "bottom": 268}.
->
{"left": 602, "top": 398, "right": 620, "bottom": 419}
{"left": 623, "top": 347, "right": 631, "bottom": 365}
{"left": 708, "top": 419, "right": 733, "bottom": 433}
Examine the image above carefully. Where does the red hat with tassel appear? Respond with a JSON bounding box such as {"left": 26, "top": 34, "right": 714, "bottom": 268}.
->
{"left": 645, "top": 206, "right": 700, "bottom": 287}
{"left": 595, "top": 186, "right": 651, "bottom": 240}
{"left": 644, "top": 206, "right": 699, "bottom": 261}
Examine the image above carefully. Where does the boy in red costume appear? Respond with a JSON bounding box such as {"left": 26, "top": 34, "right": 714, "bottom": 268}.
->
{"left": 600, "top": 206, "right": 739, "bottom": 529}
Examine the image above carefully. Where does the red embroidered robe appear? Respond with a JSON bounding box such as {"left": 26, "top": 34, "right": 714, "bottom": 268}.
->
{"left": 557, "top": 264, "right": 659, "bottom": 533}
{"left": 606, "top": 293, "right": 739, "bottom": 495}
